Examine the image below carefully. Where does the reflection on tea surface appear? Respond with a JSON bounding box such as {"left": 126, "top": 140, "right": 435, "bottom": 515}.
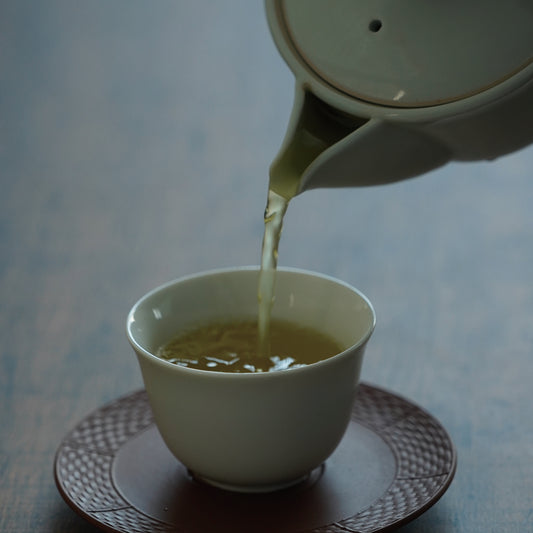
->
{"left": 156, "top": 318, "right": 342, "bottom": 373}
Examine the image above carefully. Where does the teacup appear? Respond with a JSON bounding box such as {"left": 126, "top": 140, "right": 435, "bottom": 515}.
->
{"left": 126, "top": 266, "right": 375, "bottom": 493}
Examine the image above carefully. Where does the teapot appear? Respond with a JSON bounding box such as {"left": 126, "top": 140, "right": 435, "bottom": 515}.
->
{"left": 265, "top": 0, "right": 533, "bottom": 197}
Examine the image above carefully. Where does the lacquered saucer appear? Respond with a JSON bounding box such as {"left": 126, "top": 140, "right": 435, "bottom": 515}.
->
{"left": 54, "top": 383, "right": 456, "bottom": 532}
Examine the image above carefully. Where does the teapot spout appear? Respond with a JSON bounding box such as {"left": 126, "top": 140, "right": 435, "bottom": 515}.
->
{"left": 269, "top": 87, "right": 364, "bottom": 198}
{"left": 269, "top": 86, "right": 452, "bottom": 196}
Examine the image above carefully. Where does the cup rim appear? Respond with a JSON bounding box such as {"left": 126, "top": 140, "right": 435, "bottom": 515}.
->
{"left": 126, "top": 265, "right": 376, "bottom": 378}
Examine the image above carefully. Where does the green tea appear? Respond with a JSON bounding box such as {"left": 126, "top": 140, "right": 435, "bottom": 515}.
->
{"left": 257, "top": 189, "right": 289, "bottom": 357}
{"left": 157, "top": 318, "right": 343, "bottom": 373}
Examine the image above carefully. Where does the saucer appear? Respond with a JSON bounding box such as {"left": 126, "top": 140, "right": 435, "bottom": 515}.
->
{"left": 54, "top": 383, "right": 456, "bottom": 533}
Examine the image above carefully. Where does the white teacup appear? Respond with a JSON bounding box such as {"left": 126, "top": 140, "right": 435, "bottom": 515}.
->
{"left": 126, "top": 267, "right": 375, "bottom": 493}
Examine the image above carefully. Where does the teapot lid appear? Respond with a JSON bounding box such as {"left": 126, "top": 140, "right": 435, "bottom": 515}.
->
{"left": 267, "top": 0, "right": 533, "bottom": 108}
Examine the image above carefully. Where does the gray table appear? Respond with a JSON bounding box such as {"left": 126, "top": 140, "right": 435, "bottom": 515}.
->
{"left": 2, "top": 2, "right": 532, "bottom": 532}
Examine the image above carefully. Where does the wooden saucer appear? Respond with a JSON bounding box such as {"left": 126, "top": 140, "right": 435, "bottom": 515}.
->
{"left": 54, "top": 383, "right": 456, "bottom": 532}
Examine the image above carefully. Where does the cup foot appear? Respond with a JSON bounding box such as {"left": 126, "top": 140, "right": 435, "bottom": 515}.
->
{"left": 188, "top": 469, "right": 318, "bottom": 494}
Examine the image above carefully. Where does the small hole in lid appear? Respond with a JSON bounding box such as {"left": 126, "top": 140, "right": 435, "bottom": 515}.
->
{"left": 369, "top": 19, "right": 382, "bottom": 32}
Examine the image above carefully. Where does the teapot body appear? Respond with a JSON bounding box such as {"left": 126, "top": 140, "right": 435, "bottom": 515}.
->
{"left": 266, "top": 0, "right": 533, "bottom": 192}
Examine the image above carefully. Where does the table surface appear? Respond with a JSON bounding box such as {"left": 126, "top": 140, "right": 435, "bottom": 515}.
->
{"left": 2, "top": 2, "right": 533, "bottom": 532}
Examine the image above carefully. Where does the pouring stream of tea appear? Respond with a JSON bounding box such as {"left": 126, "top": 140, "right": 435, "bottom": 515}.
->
{"left": 257, "top": 90, "right": 362, "bottom": 356}
{"left": 257, "top": 189, "right": 288, "bottom": 357}
{"left": 257, "top": 115, "right": 334, "bottom": 357}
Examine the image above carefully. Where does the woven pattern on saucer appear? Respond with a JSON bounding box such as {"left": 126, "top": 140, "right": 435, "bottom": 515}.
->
{"left": 313, "top": 384, "right": 457, "bottom": 533}
{"left": 54, "top": 384, "right": 456, "bottom": 533}
{"left": 55, "top": 390, "right": 176, "bottom": 532}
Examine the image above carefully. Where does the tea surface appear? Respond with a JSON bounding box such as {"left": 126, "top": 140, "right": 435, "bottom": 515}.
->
{"left": 156, "top": 318, "right": 342, "bottom": 373}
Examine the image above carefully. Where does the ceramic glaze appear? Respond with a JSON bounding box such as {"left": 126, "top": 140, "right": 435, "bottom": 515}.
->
{"left": 266, "top": 0, "right": 533, "bottom": 192}
{"left": 127, "top": 267, "right": 375, "bottom": 492}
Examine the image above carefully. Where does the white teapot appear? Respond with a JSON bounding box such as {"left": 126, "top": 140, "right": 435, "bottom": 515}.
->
{"left": 265, "top": 0, "right": 533, "bottom": 196}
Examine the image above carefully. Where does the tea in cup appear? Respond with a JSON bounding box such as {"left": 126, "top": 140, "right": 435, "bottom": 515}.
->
{"left": 126, "top": 267, "right": 375, "bottom": 492}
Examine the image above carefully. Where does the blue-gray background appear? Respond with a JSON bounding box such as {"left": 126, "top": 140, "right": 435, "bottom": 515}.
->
{"left": 1, "top": 2, "right": 532, "bottom": 531}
